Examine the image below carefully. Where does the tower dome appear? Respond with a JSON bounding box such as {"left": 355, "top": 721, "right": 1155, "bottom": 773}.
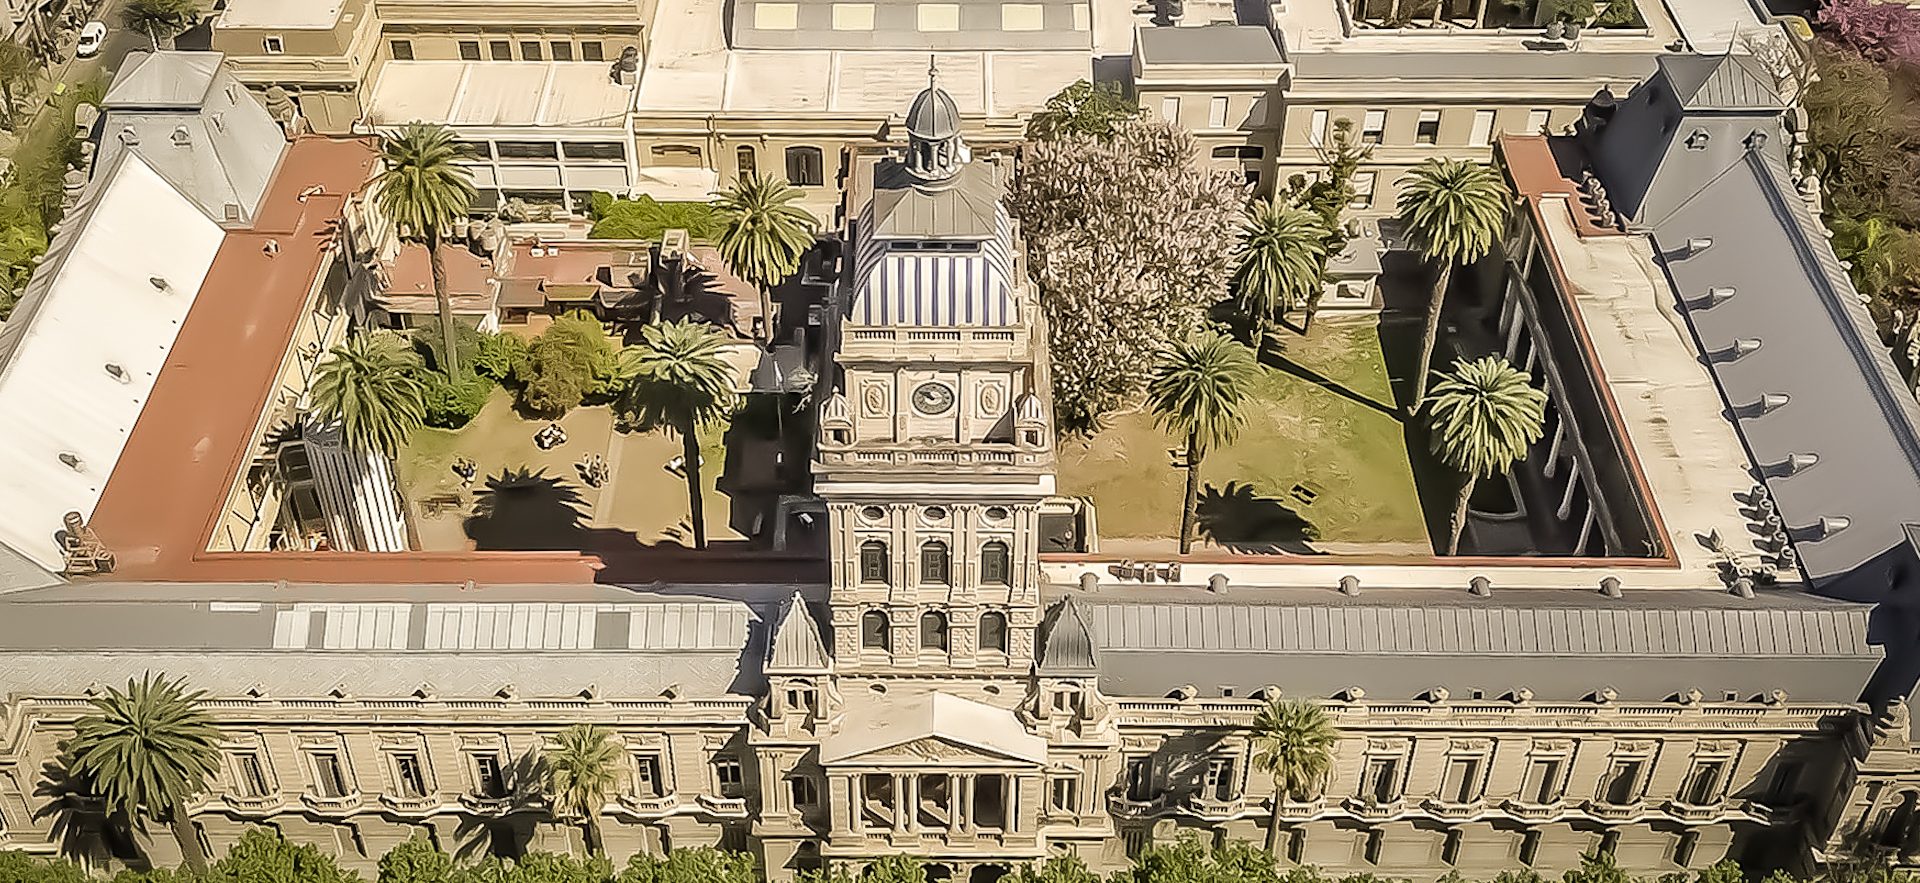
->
{"left": 905, "top": 84, "right": 962, "bottom": 141}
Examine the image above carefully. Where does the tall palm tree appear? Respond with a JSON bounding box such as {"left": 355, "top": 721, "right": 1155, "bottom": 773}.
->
{"left": 1232, "top": 200, "right": 1329, "bottom": 350}
{"left": 543, "top": 724, "right": 620, "bottom": 857}
{"left": 1396, "top": 158, "right": 1511, "bottom": 409}
{"left": 713, "top": 175, "right": 817, "bottom": 345}
{"left": 120, "top": 0, "right": 199, "bottom": 50}
{"left": 374, "top": 123, "right": 476, "bottom": 375}
{"left": 67, "top": 673, "right": 222, "bottom": 874}
{"left": 1250, "top": 698, "right": 1339, "bottom": 855}
{"left": 1146, "top": 329, "right": 1259, "bottom": 554}
{"left": 617, "top": 319, "right": 737, "bottom": 550}
{"left": 1423, "top": 356, "right": 1547, "bottom": 555}
{"left": 310, "top": 333, "right": 429, "bottom": 456}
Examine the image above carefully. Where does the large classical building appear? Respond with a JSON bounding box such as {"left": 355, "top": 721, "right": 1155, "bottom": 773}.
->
{"left": 8, "top": 42, "right": 1920, "bottom": 883}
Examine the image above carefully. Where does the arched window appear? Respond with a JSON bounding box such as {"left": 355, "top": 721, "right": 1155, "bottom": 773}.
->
{"left": 736, "top": 144, "right": 757, "bottom": 180}
{"left": 860, "top": 540, "right": 888, "bottom": 585}
{"left": 785, "top": 145, "right": 824, "bottom": 187}
{"left": 920, "top": 540, "right": 950, "bottom": 585}
{"left": 860, "top": 609, "right": 891, "bottom": 651}
{"left": 920, "top": 610, "right": 949, "bottom": 650}
{"left": 979, "top": 611, "right": 1009, "bottom": 654}
{"left": 980, "top": 540, "right": 1011, "bottom": 585}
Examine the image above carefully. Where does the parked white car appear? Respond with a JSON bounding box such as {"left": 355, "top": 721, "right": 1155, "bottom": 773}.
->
{"left": 75, "top": 22, "right": 106, "bottom": 58}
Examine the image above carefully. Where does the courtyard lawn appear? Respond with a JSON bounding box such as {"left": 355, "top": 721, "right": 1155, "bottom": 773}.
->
{"left": 1056, "top": 316, "right": 1431, "bottom": 554}
{"left": 395, "top": 389, "right": 741, "bottom": 552}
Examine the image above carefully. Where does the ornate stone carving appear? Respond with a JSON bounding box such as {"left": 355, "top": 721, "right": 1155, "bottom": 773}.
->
{"left": 978, "top": 380, "right": 1005, "bottom": 417}
{"left": 860, "top": 381, "right": 889, "bottom": 418}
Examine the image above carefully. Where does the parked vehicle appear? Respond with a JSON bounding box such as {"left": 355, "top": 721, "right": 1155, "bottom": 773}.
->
{"left": 75, "top": 22, "right": 106, "bottom": 58}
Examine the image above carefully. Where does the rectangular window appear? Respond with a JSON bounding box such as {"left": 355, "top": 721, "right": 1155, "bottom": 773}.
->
{"left": 1001, "top": 2, "right": 1046, "bottom": 29}
{"left": 1350, "top": 171, "right": 1377, "bottom": 209}
{"left": 1442, "top": 830, "right": 1462, "bottom": 866}
{"left": 1050, "top": 776, "right": 1079, "bottom": 813}
{"left": 1767, "top": 761, "right": 1804, "bottom": 803}
{"left": 472, "top": 754, "right": 505, "bottom": 798}
{"left": 833, "top": 2, "right": 876, "bottom": 28}
{"left": 918, "top": 3, "right": 961, "bottom": 29}
{"left": 1072, "top": 1, "right": 1090, "bottom": 28}
{"left": 1125, "top": 758, "right": 1152, "bottom": 801}
{"left": 458, "top": 40, "right": 481, "bottom": 61}
{"left": 1682, "top": 760, "right": 1726, "bottom": 805}
{"left": 393, "top": 753, "right": 427, "bottom": 798}
{"left": 489, "top": 40, "right": 512, "bottom": 60}
{"left": 1416, "top": 109, "right": 1441, "bottom": 145}
{"left": 263, "top": 36, "right": 285, "bottom": 54}
{"left": 633, "top": 754, "right": 664, "bottom": 798}
{"left": 1602, "top": 759, "right": 1645, "bottom": 805}
{"left": 1208, "top": 96, "right": 1230, "bottom": 129}
{"left": 1160, "top": 96, "right": 1180, "bottom": 125}
{"left": 1203, "top": 757, "right": 1236, "bottom": 800}
{"left": 1362, "top": 829, "right": 1383, "bottom": 865}
{"left": 1469, "top": 109, "right": 1496, "bottom": 147}
{"left": 519, "top": 41, "right": 542, "bottom": 61}
{"left": 562, "top": 141, "right": 626, "bottom": 161}
{"left": 1522, "top": 758, "right": 1563, "bottom": 804}
{"left": 550, "top": 41, "right": 573, "bottom": 61}
{"left": 1361, "top": 109, "right": 1386, "bottom": 145}
{"left": 714, "top": 757, "right": 744, "bottom": 798}
{"left": 580, "top": 41, "right": 605, "bottom": 61}
{"left": 389, "top": 39, "right": 414, "bottom": 60}
{"left": 920, "top": 542, "right": 950, "bottom": 584}
{"left": 1362, "top": 756, "right": 1399, "bottom": 803}
{"left": 1674, "top": 831, "right": 1699, "bottom": 867}
{"left": 785, "top": 685, "right": 817, "bottom": 715}
{"left": 233, "top": 752, "right": 270, "bottom": 797}
{"left": 789, "top": 775, "right": 818, "bottom": 807}
{"left": 496, "top": 141, "right": 560, "bottom": 160}
{"left": 1441, "top": 757, "right": 1482, "bottom": 803}
{"left": 1308, "top": 109, "right": 1329, "bottom": 146}
{"left": 1519, "top": 830, "right": 1541, "bottom": 866}
{"left": 785, "top": 146, "right": 825, "bottom": 187}
{"left": 1526, "top": 108, "right": 1551, "bottom": 133}
{"left": 311, "top": 752, "right": 350, "bottom": 798}
{"left": 755, "top": 2, "right": 800, "bottom": 28}
{"left": 1211, "top": 145, "right": 1263, "bottom": 160}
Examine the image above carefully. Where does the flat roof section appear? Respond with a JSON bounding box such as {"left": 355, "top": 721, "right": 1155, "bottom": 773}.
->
{"left": 1136, "top": 24, "right": 1284, "bottom": 66}
{"left": 214, "top": 0, "right": 348, "bottom": 29}
{"left": 368, "top": 62, "right": 637, "bottom": 130}
{"left": 731, "top": 0, "right": 1095, "bottom": 51}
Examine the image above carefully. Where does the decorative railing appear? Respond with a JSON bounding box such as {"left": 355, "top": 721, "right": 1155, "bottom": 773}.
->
{"left": 300, "top": 792, "right": 363, "bottom": 814}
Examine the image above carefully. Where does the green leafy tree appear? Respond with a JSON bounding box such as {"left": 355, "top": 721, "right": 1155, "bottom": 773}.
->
{"left": 1118, "top": 839, "right": 1283, "bottom": 883}
{"left": 1009, "top": 855, "right": 1103, "bottom": 883}
{"left": 1250, "top": 697, "right": 1339, "bottom": 854}
{"left": 120, "top": 0, "right": 199, "bottom": 49}
{"left": 1396, "top": 158, "right": 1512, "bottom": 408}
{"left": 544, "top": 724, "right": 620, "bottom": 856}
{"left": 1232, "top": 201, "right": 1329, "bottom": 349}
{"left": 712, "top": 175, "right": 817, "bottom": 341}
{"left": 474, "top": 332, "right": 531, "bottom": 385}
{"left": 616, "top": 319, "right": 737, "bottom": 549}
{"left": 473, "top": 853, "right": 612, "bottom": 883}
{"left": 66, "top": 673, "right": 222, "bottom": 874}
{"left": 0, "top": 851, "right": 90, "bottom": 883}
{"left": 520, "top": 312, "right": 619, "bottom": 418}
{"left": 1563, "top": 852, "right": 1633, "bottom": 883}
{"left": 616, "top": 847, "right": 756, "bottom": 883}
{"left": 379, "top": 836, "right": 455, "bottom": 883}
{"left": 1692, "top": 861, "right": 1747, "bottom": 883}
{"left": 420, "top": 370, "right": 492, "bottom": 429}
{"left": 1026, "top": 79, "right": 1141, "bottom": 141}
{"left": 1422, "top": 356, "right": 1547, "bottom": 554}
{"left": 0, "top": 41, "right": 37, "bottom": 132}
{"left": 310, "top": 333, "right": 430, "bottom": 456}
{"left": 587, "top": 193, "right": 724, "bottom": 242}
{"left": 1147, "top": 329, "right": 1259, "bottom": 554}
{"left": 374, "top": 123, "right": 477, "bottom": 375}
{"left": 801, "top": 855, "right": 926, "bottom": 883}
{"left": 202, "top": 829, "right": 362, "bottom": 883}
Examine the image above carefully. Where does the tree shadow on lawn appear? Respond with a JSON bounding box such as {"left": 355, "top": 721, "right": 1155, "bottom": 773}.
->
{"left": 464, "top": 467, "right": 592, "bottom": 551}
{"left": 1258, "top": 342, "right": 1399, "bottom": 419}
{"left": 1195, "top": 481, "right": 1322, "bottom": 554}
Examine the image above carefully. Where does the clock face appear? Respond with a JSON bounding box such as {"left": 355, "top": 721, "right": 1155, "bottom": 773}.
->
{"left": 911, "top": 382, "right": 955, "bottom": 415}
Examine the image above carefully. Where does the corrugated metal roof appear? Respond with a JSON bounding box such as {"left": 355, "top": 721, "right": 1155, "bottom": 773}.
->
{"left": 103, "top": 52, "right": 223, "bottom": 109}
{"left": 1659, "top": 54, "right": 1783, "bottom": 111}
{"left": 767, "top": 592, "right": 831, "bottom": 670}
{"left": 1138, "top": 25, "right": 1284, "bottom": 66}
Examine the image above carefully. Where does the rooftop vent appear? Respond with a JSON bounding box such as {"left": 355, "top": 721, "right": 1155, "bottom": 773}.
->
{"left": 1780, "top": 452, "right": 1820, "bottom": 475}
{"left": 263, "top": 239, "right": 279, "bottom": 256}
{"left": 170, "top": 125, "right": 191, "bottom": 147}
{"left": 1754, "top": 393, "right": 1790, "bottom": 415}
{"left": 149, "top": 275, "right": 170, "bottom": 292}
{"left": 117, "top": 126, "right": 138, "bottom": 146}
{"left": 1684, "top": 237, "right": 1713, "bottom": 257}
{"left": 1685, "top": 129, "right": 1710, "bottom": 150}
{"left": 1816, "top": 516, "right": 1851, "bottom": 538}
{"left": 1725, "top": 338, "right": 1763, "bottom": 360}
{"left": 223, "top": 203, "right": 242, "bottom": 223}
{"left": 1693, "top": 286, "right": 1735, "bottom": 308}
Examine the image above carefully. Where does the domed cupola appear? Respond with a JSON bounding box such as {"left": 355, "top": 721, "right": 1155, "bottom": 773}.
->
{"left": 903, "top": 62, "right": 970, "bottom": 184}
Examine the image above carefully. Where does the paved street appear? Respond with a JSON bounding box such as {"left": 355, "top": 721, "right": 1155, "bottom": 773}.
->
{"left": 1, "top": 0, "right": 143, "bottom": 157}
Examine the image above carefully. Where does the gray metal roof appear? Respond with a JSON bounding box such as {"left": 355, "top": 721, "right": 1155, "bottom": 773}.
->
{"left": 103, "top": 52, "right": 225, "bottom": 109}
{"left": 869, "top": 159, "right": 1003, "bottom": 239}
{"left": 1137, "top": 24, "right": 1285, "bottom": 66}
{"left": 1036, "top": 596, "right": 1099, "bottom": 675}
{"left": 729, "top": 0, "right": 1094, "bottom": 51}
{"left": 1291, "top": 48, "right": 1655, "bottom": 83}
{"left": 96, "top": 57, "right": 288, "bottom": 227}
{"left": 1657, "top": 53, "right": 1783, "bottom": 111}
{"left": 767, "top": 592, "right": 831, "bottom": 671}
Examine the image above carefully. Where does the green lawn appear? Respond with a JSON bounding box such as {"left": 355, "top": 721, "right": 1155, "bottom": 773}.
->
{"left": 1056, "top": 316, "right": 1431, "bottom": 553}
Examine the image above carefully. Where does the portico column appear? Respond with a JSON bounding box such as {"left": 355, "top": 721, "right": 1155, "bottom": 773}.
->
{"left": 962, "top": 775, "right": 977, "bottom": 833}
{"left": 905, "top": 774, "right": 920, "bottom": 832}
{"left": 850, "top": 775, "right": 865, "bottom": 833}
{"left": 893, "top": 774, "right": 909, "bottom": 834}
{"left": 1004, "top": 775, "right": 1019, "bottom": 833}
{"left": 949, "top": 773, "right": 963, "bottom": 836}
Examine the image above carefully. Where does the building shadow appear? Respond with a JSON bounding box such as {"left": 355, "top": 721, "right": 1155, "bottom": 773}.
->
{"left": 1378, "top": 313, "right": 1452, "bottom": 553}
{"left": 448, "top": 747, "right": 547, "bottom": 863}
{"left": 463, "top": 468, "right": 591, "bottom": 551}
{"left": 1258, "top": 342, "right": 1398, "bottom": 419}
{"left": 1195, "top": 481, "right": 1320, "bottom": 554}
{"left": 32, "top": 751, "right": 116, "bottom": 865}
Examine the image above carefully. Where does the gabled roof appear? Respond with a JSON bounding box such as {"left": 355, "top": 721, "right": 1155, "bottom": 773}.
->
{"left": 104, "top": 52, "right": 224, "bottom": 109}
{"left": 766, "top": 591, "right": 830, "bottom": 671}
{"left": 870, "top": 160, "right": 1002, "bottom": 240}
{"left": 819, "top": 691, "right": 1046, "bottom": 764}
{"left": 1658, "top": 53, "right": 1782, "bottom": 112}
{"left": 1037, "top": 596, "right": 1098, "bottom": 676}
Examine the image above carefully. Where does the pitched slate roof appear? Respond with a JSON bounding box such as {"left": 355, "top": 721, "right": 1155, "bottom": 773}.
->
{"left": 767, "top": 592, "right": 831, "bottom": 671}
{"left": 1658, "top": 53, "right": 1783, "bottom": 111}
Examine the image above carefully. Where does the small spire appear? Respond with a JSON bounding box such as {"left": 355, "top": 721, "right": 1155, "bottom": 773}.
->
{"left": 927, "top": 55, "right": 938, "bottom": 91}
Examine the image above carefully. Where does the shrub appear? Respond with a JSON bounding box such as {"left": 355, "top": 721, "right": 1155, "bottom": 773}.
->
{"left": 474, "top": 331, "right": 531, "bottom": 384}
{"left": 1820, "top": 0, "right": 1920, "bottom": 67}
{"left": 411, "top": 317, "right": 487, "bottom": 375}
{"left": 588, "top": 193, "right": 723, "bottom": 242}
{"left": 421, "top": 370, "right": 492, "bottom": 429}
{"left": 518, "top": 311, "right": 619, "bottom": 418}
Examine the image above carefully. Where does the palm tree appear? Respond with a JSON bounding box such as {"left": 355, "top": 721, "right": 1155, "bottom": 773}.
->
{"left": 120, "top": 0, "right": 199, "bottom": 50}
{"left": 1250, "top": 697, "right": 1338, "bottom": 855}
{"left": 1396, "top": 158, "right": 1511, "bottom": 409}
{"left": 374, "top": 123, "right": 476, "bottom": 375}
{"left": 0, "top": 41, "right": 38, "bottom": 133}
{"left": 543, "top": 724, "right": 620, "bottom": 857}
{"left": 713, "top": 175, "right": 817, "bottom": 345}
{"left": 1146, "top": 329, "right": 1259, "bottom": 554}
{"left": 309, "top": 333, "right": 429, "bottom": 456}
{"left": 1232, "top": 200, "right": 1329, "bottom": 350}
{"left": 67, "top": 673, "right": 222, "bottom": 873}
{"left": 1423, "top": 356, "right": 1547, "bottom": 555}
{"left": 617, "top": 319, "right": 737, "bottom": 550}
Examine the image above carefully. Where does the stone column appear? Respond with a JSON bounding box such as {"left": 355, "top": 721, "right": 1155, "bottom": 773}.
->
{"left": 961, "top": 775, "right": 977, "bottom": 834}
{"left": 849, "top": 775, "right": 864, "bottom": 834}
{"left": 1004, "top": 775, "right": 1019, "bottom": 833}
{"left": 949, "top": 773, "right": 963, "bottom": 836}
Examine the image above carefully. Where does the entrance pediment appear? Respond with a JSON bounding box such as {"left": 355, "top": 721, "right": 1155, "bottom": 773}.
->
{"left": 838, "top": 734, "right": 1034, "bottom": 766}
{"left": 820, "top": 692, "right": 1047, "bottom": 766}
